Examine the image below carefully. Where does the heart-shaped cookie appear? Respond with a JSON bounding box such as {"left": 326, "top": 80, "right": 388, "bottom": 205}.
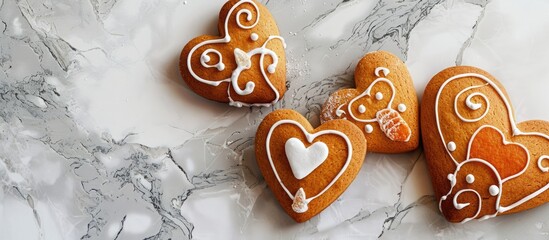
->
{"left": 179, "top": 0, "right": 286, "bottom": 107}
{"left": 255, "top": 109, "right": 366, "bottom": 222}
{"left": 421, "top": 66, "right": 549, "bottom": 223}
{"left": 321, "top": 51, "right": 419, "bottom": 153}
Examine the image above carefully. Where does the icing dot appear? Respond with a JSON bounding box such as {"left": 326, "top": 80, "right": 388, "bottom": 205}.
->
{"left": 358, "top": 104, "right": 366, "bottom": 114}
{"left": 397, "top": 103, "right": 407, "bottom": 113}
{"left": 217, "top": 63, "right": 225, "bottom": 71}
{"left": 267, "top": 64, "right": 276, "bottom": 74}
{"left": 375, "top": 92, "right": 383, "bottom": 100}
{"left": 201, "top": 55, "right": 210, "bottom": 62}
{"left": 489, "top": 185, "right": 500, "bottom": 196}
{"left": 466, "top": 174, "right": 475, "bottom": 184}
{"left": 447, "top": 174, "right": 456, "bottom": 186}
{"left": 365, "top": 124, "right": 373, "bottom": 133}
{"left": 447, "top": 141, "right": 457, "bottom": 152}
{"left": 250, "top": 33, "right": 259, "bottom": 41}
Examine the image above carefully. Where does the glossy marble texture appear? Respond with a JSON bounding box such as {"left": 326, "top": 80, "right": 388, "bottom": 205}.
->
{"left": 2, "top": 0, "right": 549, "bottom": 239}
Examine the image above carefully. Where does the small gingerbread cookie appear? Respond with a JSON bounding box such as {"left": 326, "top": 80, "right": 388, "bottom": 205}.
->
{"left": 421, "top": 66, "right": 549, "bottom": 223}
{"left": 255, "top": 109, "right": 367, "bottom": 222}
{"left": 179, "top": 0, "right": 286, "bottom": 107}
{"left": 321, "top": 51, "right": 419, "bottom": 153}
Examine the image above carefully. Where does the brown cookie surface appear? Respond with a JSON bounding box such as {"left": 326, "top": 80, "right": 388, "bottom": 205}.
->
{"left": 179, "top": 0, "right": 286, "bottom": 107}
{"left": 255, "top": 109, "right": 367, "bottom": 222}
{"left": 321, "top": 51, "right": 419, "bottom": 153}
{"left": 421, "top": 66, "right": 549, "bottom": 223}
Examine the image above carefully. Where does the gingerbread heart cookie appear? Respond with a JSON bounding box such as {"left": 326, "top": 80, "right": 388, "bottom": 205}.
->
{"left": 179, "top": 0, "right": 286, "bottom": 107}
{"left": 421, "top": 66, "right": 549, "bottom": 223}
{"left": 255, "top": 109, "right": 366, "bottom": 222}
{"left": 321, "top": 51, "right": 419, "bottom": 153}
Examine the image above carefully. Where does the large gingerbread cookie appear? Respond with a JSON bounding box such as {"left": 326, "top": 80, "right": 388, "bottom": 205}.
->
{"left": 321, "top": 51, "right": 419, "bottom": 153}
{"left": 421, "top": 66, "right": 549, "bottom": 223}
{"left": 255, "top": 109, "right": 367, "bottom": 222}
{"left": 179, "top": 0, "right": 286, "bottom": 107}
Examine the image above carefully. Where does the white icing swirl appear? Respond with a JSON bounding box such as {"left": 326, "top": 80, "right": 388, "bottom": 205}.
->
{"left": 200, "top": 49, "right": 225, "bottom": 71}
{"left": 453, "top": 84, "right": 490, "bottom": 123}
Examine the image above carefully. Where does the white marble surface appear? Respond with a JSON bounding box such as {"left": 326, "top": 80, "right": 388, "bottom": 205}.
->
{"left": 2, "top": 0, "right": 549, "bottom": 239}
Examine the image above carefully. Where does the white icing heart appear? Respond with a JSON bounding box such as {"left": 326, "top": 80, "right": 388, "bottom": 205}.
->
{"left": 285, "top": 138, "right": 329, "bottom": 180}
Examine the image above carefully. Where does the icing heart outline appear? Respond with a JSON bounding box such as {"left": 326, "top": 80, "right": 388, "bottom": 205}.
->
{"left": 441, "top": 125, "right": 530, "bottom": 223}
{"left": 180, "top": 0, "right": 286, "bottom": 107}
{"left": 285, "top": 138, "right": 329, "bottom": 180}
{"left": 266, "top": 119, "right": 353, "bottom": 213}
{"left": 321, "top": 51, "right": 419, "bottom": 153}
{"left": 422, "top": 66, "right": 549, "bottom": 223}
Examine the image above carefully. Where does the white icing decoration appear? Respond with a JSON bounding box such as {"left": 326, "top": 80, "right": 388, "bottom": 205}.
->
{"left": 538, "top": 155, "right": 549, "bottom": 173}
{"left": 335, "top": 108, "right": 345, "bottom": 117}
{"left": 466, "top": 174, "right": 475, "bottom": 184}
{"left": 439, "top": 126, "right": 530, "bottom": 222}
{"left": 200, "top": 49, "right": 225, "bottom": 71}
{"left": 292, "top": 188, "right": 309, "bottom": 213}
{"left": 375, "top": 92, "right": 383, "bottom": 100}
{"left": 453, "top": 84, "right": 490, "bottom": 123}
{"left": 265, "top": 119, "right": 353, "bottom": 213}
{"left": 447, "top": 173, "right": 456, "bottom": 187}
{"left": 397, "top": 103, "right": 406, "bottom": 113}
{"left": 447, "top": 141, "right": 456, "bottom": 152}
{"left": 375, "top": 67, "right": 390, "bottom": 77}
{"left": 186, "top": 0, "right": 286, "bottom": 107}
{"left": 285, "top": 138, "right": 329, "bottom": 180}
{"left": 435, "top": 73, "right": 549, "bottom": 222}
{"left": 267, "top": 64, "right": 276, "bottom": 74}
{"left": 250, "top": 32, "right": 259, "bottom": 41}
{"left": 358, "top": 104, "right": 366, "bottom": 114}
{"left": 466, "top": 93, "right": 483, "bottom": 110}
{"left": 201, "top": 55, "right": 210, "bottom": 62}
{"left": 489, "top": 185, "right": 500, "bottom": 196}
{"left": 234, "top": 48, "right": 251, "bottom": 68}
{"left": 452, "top": 189, "right": 482, "bottom": 223}
{"left": 334, "top": 66, "right": 411, "bottom": 142}
{"left": 365, "top": 124, "right": 373, "bottom": 134}
{"left": 345, "top": 75, "right": 396, "bottom": 123}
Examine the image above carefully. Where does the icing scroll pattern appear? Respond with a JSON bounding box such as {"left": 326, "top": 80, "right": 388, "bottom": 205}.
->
{"left": 435, "top": 72, "right": 549, "bottom": 223}
{"left": 186, "top": 0, "right": 286, "bottom": 107}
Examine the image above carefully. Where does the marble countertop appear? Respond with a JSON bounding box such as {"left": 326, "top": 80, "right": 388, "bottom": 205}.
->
{"left": 2, "top": 0, "right": 549, "bottom": 239}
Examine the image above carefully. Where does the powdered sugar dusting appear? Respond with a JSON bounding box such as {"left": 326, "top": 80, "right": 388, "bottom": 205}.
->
{"left": 321, "top": 90, "right": 356, "bottom": 123}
